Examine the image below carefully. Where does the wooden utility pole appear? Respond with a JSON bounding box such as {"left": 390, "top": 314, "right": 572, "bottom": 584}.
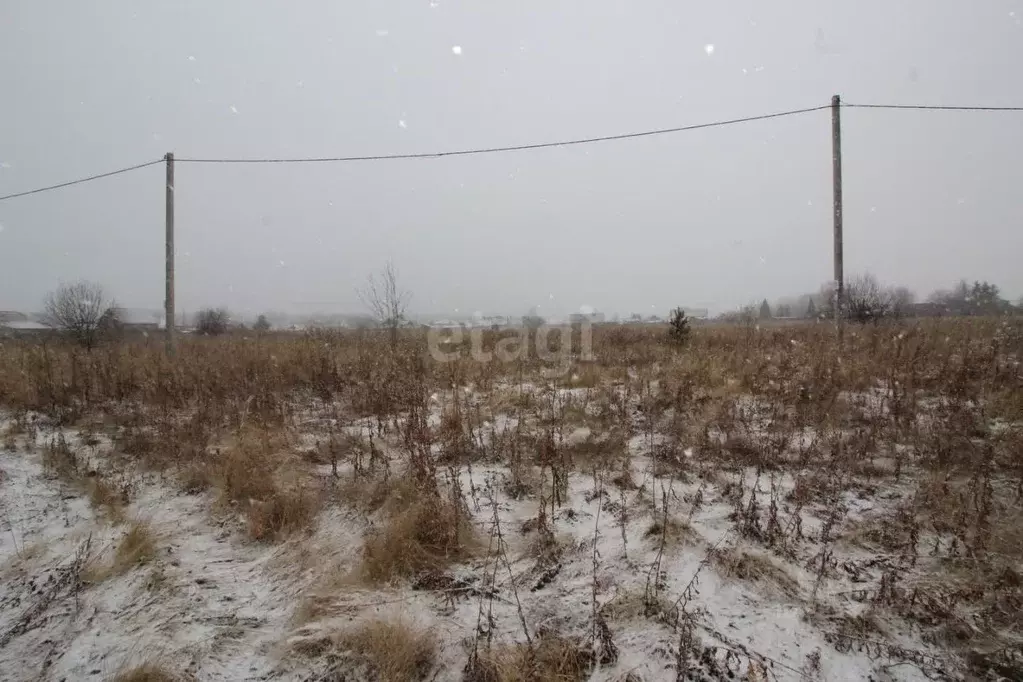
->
{"left": 165, "top": 152, "right": 175, "bottom": 355}
{"left": 831, "top": 95, "right": 844, "bottom": 333}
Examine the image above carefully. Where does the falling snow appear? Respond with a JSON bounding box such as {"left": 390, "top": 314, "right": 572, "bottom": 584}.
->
{"left": 451, "top": 45, "right": 462, "bottom": 55}
{"left": 230, "top": 106, "right": 238, "bottom": 114}
{"left": 398, "top": 120, "right": 407, "bottom": 129}
{"left": 376, "top": 29, "right": 389, "bottom": 37}
{"left": 704, "top": 44, "right": 715, "bottom": 55}
{"left": 187, "top": 55, "right": 195, "bottom": 61}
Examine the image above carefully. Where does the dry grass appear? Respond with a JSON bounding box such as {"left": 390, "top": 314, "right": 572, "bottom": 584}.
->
{"left": 85, "top": 519, "right": 157, "bottom": 584}
{"left": 644, "top": 517, "right": 696, "bottom": 549}
{"left": 468, "top": 632, "right": 593, "bottom": 682}
{"left": 711, "top": 547, "right": 800, "bottom": 599}
{"left": 87, "top": 475, "right": 127, "bottom": 521}
{"left": 110, "top": 662, "right": 192, "bottom": 682}
{"left": 247, "top": 488, "right": 320, "bottom": 541}
{"left": 40, "top": 433, "right": 129, "bottom": 520}
{"left": 292, "top": 618, "right": 436, "bottom": 682}
{"left": 359, "top": 484, "right": 476, "bottom": 584}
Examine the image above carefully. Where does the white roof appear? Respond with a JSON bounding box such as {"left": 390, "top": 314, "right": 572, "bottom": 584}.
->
{"left": 1, "top": 320, "right": 51, "bottom": 330}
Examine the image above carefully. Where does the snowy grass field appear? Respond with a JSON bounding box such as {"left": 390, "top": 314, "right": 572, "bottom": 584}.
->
{"left": 1, "top": 320, "right": 1021, "bottom": 681}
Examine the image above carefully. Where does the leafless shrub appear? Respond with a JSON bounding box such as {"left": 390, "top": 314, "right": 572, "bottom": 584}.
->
{"left": 357, "top": 261, "right": 412, "bottom": 345}
{"left": 195, "top": 307, "right": 230, "bottom": 335}
{"left": 42, "top": 280, "right": 118, "bottom": 349}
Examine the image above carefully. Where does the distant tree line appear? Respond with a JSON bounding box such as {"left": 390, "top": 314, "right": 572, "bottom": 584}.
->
{"left": 720, "top": 274, "right": 1018, "bottom": 325}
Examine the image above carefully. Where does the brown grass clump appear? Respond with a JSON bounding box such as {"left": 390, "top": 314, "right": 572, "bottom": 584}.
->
{"left": 338, "top": 619, "right": 436, "bottom": 681}
{"left": 360, "top": 486, "right": 476, "bottom": 584}
{"left": 85, "top": 519, "right": 157, "bottom": 584}
{"left": 87, "top": 475, "right": 127, "bottom": 521}
{"left": 602, "top": 589, "right": 678, "bottom": 624}
{"left": 208, "top": 428, "right": 323, "bottom": 542}
{"left": 247, "top": 489, "right": 320, "bottom": 541}
{"left": 293, "top": 619, "right": 436, "bottom": 682}
{"left": 215, "top": 432, "right": 278, "bottom": 505}
{"left": 110, "top": 662, "right": 192, "bottom": 682}
{"left": 644, "top": 517, "right": 696, "bottom": 549}
{"left": 115, "top": 520, "right": 158, "bottom": 568}
{"left": 468, "top": 632, "right": 592, "bottom": 682}
{"left": 711, "top": 547, "right": 800, "bottom": 599}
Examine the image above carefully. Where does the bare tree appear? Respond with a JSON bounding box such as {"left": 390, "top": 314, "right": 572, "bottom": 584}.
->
{"left": 845, "top": 273, "right": 892, "bottom": 323}
{"left": 42, "top": 281, "right": 117, "bottom": 349}
{"left": 195, "top": 307, "right": 230, "bottom": 336}
{"left": 889, "top": 286, "right": 916, "bottom": 319}
{"left": 357, "top": 262, "right": 411, "bottom": 344}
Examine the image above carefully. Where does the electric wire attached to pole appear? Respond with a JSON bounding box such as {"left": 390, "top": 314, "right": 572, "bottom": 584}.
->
{"left": 842, "top": 102, "right": 1023, "bottom": 112}
{"left": 3, "top": 100, "right": 1021, "bottom": 201}
{"left": 0, "top": 158, "right": 165, "bottom": 202}
{"left": 174, "top": 104, "right": 831, "bottom": 164}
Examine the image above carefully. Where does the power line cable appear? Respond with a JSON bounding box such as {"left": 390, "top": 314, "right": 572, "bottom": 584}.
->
{"left": 843, "top": 102, "right": 1023, "bottom": 111}
{"left": 3, "top": 100, "right": 1020, "bottom": 202}
{"left": 0, "top": 158, "right": 165, "bottom": 203}
{"left": 176, "top": 104, "right": 832, "bottom": 164}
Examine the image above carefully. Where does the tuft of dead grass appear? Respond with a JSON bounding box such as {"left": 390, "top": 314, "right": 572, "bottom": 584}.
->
{"left": 110, "top": 662, "right": 192, "bottom": 682}
{"left": 85, "top": 519, "right": 157, "bottom": 584}
{"left": 711, "top": 547, "right": 800, "bottom": 599}
{"left": 359, "top": 485, "right": 476, "bottom": 584}
{"left": 87, "top": 475, "right": 127, "bottom": 521}
{"left": 207, "top": 427, "right": 323, "bottom": 542}
{"left": 467, "top": 632, "right": 593, "bottom": 682}
{"left": 292, "top": 618, "right": 436, "bottom": 682}
{"left": 247, "top": 488, "right": 319, "bottom": 541}
{"left": 644, "top": 517, "right": 695, "bottom": 549}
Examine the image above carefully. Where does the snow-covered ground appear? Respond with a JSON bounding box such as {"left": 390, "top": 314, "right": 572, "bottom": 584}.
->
{"left": 0, "top": 413, "right": 955, "bottom": 681}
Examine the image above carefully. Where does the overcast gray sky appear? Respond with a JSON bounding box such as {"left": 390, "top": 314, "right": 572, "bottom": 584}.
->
{"left": 1, "top": 1, "right": 1021, "bottom": 318}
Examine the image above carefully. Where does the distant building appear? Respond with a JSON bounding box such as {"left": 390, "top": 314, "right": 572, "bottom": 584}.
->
{"left": 0, "top": 311, "right": 30, "bottom": 325}
{"left": 569, "top": 311, "right": 605, "bottom": 324}
{"left": 0, "top": 318, "right": 52, "bottom": 337}
{"left": 114, "top": 308, "right": 165, "bottom": 331}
